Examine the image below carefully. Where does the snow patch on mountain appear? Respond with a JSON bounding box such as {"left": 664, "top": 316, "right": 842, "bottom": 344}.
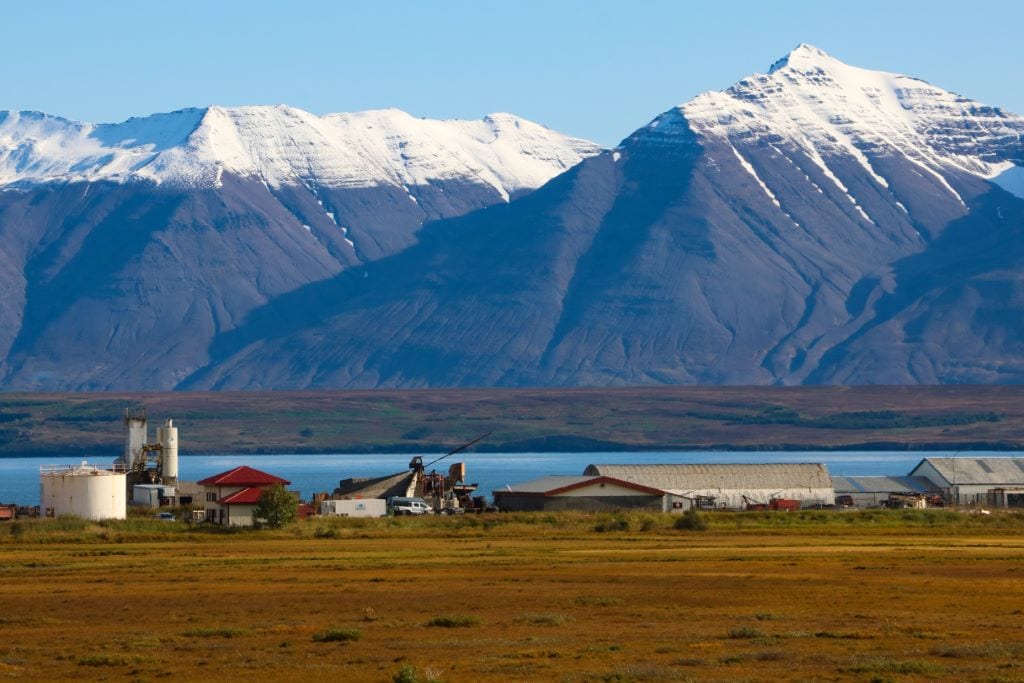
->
{"left": 729, "top": 143, "right": 780, "bottom": 208}
{"left": 0, "top": 106, "right": 601, "bottom": 196}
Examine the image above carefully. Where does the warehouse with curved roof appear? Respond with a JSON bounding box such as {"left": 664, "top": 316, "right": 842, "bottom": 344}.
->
{"left": 582, "top": 463, "right": 834, "bottom": 510}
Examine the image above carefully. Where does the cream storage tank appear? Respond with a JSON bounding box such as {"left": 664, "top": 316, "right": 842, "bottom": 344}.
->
{"left": 40, "top": 462, "right": 127, "bottom": 520}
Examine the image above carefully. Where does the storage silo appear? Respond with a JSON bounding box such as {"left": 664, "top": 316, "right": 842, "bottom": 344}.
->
{"left": 157, "top": 418, "right": 179, "bottom": 485}
{"left": 40, "top": 462, "right": 127, "bottom": 520}
{"left": 123, "top": 408, "right": 148, "bottom": 471}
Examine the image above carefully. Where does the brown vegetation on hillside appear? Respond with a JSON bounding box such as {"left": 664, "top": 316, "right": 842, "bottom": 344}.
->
{"left": 2, "top": 385, "right": 1024, "bottom": 457}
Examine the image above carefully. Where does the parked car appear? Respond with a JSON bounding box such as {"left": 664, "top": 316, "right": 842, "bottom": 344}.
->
{"left": 388, "top": 497, "right": 433, "bottom": 515}
{"left": 153, "top": 511, "right": 176, "bottom": 521}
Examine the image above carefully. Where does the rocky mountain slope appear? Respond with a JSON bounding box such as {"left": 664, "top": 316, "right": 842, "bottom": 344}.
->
{"left": 182, "top": 45, "right": 1024, "bottom": 389}
{"left": 0, "top": 107, "right": 600, "bottom": 388}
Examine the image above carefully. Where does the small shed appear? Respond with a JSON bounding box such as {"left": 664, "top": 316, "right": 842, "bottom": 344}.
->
{"left": 583, "top": 463, "right": 834, "bottom": 510}
{"left": 132, "top": 484, "right": 176, "bottom": 508}
{"left": 832, "top": 476, "right": 939, "bottom": 508}
{"left": 910, "top": 457, "right": 1024, "bottom": 507}
{"left": 493, "top": 475, "right": 669, "bottom": 512}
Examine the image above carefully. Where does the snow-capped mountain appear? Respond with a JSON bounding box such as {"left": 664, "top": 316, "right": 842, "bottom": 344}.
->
{"left": 181, "top": 45, "right": 1024, "bottom": 390}
{"left": 4, "top": 45, "right": 1024, "bottom": 390}
{"left": 0, "top": 106, "right": 599, "bottom": 389}
{"left": 0, "top": 106, "right": 600, "bottom": 198}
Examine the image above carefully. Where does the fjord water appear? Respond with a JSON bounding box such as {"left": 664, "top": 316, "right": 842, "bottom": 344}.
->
{"left": 0, "top": 451, "right": 985, "bottom": 506}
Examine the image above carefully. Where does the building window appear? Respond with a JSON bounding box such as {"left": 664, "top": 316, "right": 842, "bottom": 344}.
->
{"left": 206, "top": 492, "right": 217, "bottom": 502}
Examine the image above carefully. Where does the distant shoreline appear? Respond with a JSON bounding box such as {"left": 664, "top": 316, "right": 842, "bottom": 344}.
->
{"left": 2, "top": 386, "right": 1024, "bottom": 457}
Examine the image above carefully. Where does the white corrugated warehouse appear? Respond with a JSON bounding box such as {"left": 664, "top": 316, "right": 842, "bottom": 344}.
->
{"left": 40, "top": 462, "right": 127, "bottom": 521}
{"left": 910, "top": 457, "right": 1024, "bottom": 507}
{"left": 583, "top": 463, "right": 834, "bottom": 510}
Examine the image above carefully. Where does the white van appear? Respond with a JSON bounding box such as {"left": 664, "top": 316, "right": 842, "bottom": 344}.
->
{"left": 388, "top": 497, "right": 433, "bottom": 515}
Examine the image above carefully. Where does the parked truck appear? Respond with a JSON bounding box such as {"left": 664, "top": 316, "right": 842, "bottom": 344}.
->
{"left": 387, "top": 497, "right": 433, "bottom": 515}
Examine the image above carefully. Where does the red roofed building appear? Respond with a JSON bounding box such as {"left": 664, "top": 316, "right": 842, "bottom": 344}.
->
{"left": 198, "top": 466, "right": 292, "bottom": 526}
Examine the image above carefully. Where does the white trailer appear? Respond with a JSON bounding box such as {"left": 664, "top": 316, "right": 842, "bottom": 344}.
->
{"left": 320, "top": 499, "right": 387, "bottom": 518}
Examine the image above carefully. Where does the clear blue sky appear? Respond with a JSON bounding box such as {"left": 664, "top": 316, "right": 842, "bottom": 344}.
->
{"left": 3, "top": 0, "right": 1021, "bottom": 146}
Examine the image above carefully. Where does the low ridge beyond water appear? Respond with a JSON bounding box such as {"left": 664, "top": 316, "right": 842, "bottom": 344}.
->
{"left": 0, "top": 450, "right": 997, "bottom": 506}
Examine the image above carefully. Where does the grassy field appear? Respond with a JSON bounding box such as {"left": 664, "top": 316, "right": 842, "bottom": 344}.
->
{"left": 2, "top": 511, "right": 1024, "bottom": 681}
{"left": 2, "top": 385, "right": 1024, "bottom": 457}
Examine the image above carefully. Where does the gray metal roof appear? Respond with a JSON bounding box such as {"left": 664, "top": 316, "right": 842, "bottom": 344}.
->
{"left": 832, "top": 476, "right": 938, "bottom": 494}
{"left": 496, "top": 475, "right": 599, "bottom": 494}
{"left": 583, "top": 463, "right": 832, "bottom": 490}
{"left": 915, "top": 457, "right": 1024, "bottom": 485}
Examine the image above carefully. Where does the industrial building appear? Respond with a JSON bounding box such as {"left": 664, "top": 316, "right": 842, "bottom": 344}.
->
{"left": 493, "top": 475, "right": 672, "bottom": 512}
{"left": 115, "top": 408, "right": 201, "bottom": 508}
{"left": 40, "top": 462, "right": 127, "bottom": 521}
{"left": 198, "top": 465, "right": 292, "bottom": 526}
{"left": 327, "top": 438, "right": 486, "bottom": 512}
{"left": 583, "top": 463, "right": 835, "bottom": 510}
{"left": 37, "top": 408, "right": 187, "bottom": 521}
{"left": 910, "top": 457, "right": 1024, "bottom": 507}
{"left": 494, "top": 463, "right": 834, "bottom": 512}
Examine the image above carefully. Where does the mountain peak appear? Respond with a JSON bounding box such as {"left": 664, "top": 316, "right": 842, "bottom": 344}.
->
{"left": 768, "top": 43, "right": 836, "bottom": 74}
{"left": 650, "top": 42, "right": 1023, "bottom": 208}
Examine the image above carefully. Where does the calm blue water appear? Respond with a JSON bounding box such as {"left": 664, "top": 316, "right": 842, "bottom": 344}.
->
{"left": 0, "top": 450, "right": 987, "bottom": 506}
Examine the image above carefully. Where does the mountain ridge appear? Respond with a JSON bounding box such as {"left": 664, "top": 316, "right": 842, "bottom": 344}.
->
{"left": 2, "top": 44, "right": 1024, "bottom": 390}
{"left": 0, "top": 105, "right": 602, "bottom": 197}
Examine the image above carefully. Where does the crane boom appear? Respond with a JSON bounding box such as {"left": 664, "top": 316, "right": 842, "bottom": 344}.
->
{"left": 425, "top": 432, "right": 491, "bottom": 468}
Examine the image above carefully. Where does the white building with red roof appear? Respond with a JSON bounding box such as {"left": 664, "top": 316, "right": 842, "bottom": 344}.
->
{"left": 197, "top": 465, "right": 291, "bottom": 526}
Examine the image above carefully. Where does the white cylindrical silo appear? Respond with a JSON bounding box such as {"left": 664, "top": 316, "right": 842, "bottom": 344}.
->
{"left": 157, "top": 418, "right": 178, "bottom": 483}
{"left": 39, "top": 463, "right": 127, "bottom": 521}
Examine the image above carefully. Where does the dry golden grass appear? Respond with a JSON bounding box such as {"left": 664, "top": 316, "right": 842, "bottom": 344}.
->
{"left": 2, "top": 513, "right": 1024, "bottom": 681}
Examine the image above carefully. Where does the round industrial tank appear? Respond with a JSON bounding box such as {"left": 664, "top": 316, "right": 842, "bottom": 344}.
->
{"left": 157, "top": 419, "right": 178, "bottom": 483}
{"left": 39, "top": 463, "right": 127, "bottom": 521}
